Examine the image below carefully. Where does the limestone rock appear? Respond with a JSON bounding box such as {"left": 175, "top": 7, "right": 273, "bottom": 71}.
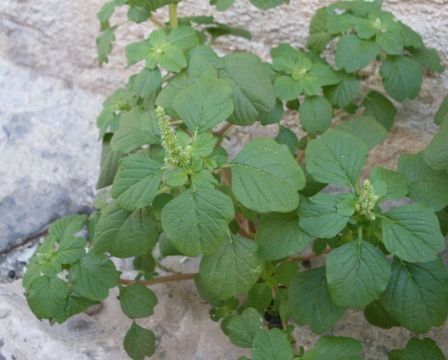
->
{"left": 0, "top": 280, "right": 250, "bottom": 360}
{"left": 0, "top": 59, "right": 102, "bottom": 252}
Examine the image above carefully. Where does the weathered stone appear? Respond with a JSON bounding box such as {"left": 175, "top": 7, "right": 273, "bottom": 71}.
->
{"left": 1, "top": 272, "right": 448, "bottom": 359}
{"left": 0, "top": 280, "right": 250, "bottom": 360}
{"left": 0, "top": 59, "right": 101, "bottom": 252}
{"left": 0, "top": 0, "right": 446, "bottom": 130}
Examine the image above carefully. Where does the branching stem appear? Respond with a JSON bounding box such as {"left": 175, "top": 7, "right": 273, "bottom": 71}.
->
{"left": 119, "top": 273, "right": 196, "bottom": 286}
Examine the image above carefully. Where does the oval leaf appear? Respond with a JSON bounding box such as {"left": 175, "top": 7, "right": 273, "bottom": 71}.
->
{"left": 326, "top": 240, "right": 391, "bottom": 309}
{"left": 381, "top": 204, "right": 445, "bottom": 263}
{"left": 161, "top": 188, "right": 235, "bottom": 256}
{"left": 231, "top": 138, "right": 305, "bottom": 213}
{"left": 199, "top": 235, "right": 264, "bottom": 300}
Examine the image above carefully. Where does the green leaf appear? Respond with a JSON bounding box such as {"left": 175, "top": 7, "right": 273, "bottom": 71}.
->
{"left": 97, "top": 88, "right": 137, "bottom": 137}
{"left": 70, "top": 253, "right": 118, "bottom": 301}
{"left": 435, "top": 95, "right": 448, "bottom": 125}
{"left": 164, "top": 168, "right": 188, "bottom": 187}
{"left": 97, "top": 0, "right": 125, "bottom": 23}
{"left": 400, "top": 23, "right": 424, "bottom": 49}
{"left": 125, "top": 27, "right": 197, "bottom": 72}
{"left": 124, "top": 322, "right": 156, "bottom": 360}
{"left": 231, "top": 138, "right": 305, "bottom": 213}
{"left": 173, "top": 78, "right": 234, "bottom": 132}
{"left": 255, "top": 212, "right": 314, "bottom": 261}
{"left": 308, "top": 336, "right": 363, "bottom": 360}
{"left": 111, "top": 109, "right": 160, "bottom": 154}
{"left": 191, "top": 133, "right": 217, "bottom": 157}
{"left": 324, "top": 73, "right": 360, "bottom": 108}
{"left": 206, "top": 23, "right": 252, "bottom": 41}
{"left": 275, "top": 126, "right": 298, "bottom": 155}
{"left": 53, "top": 236, "right": 86, "bottom": 265}
{"left": 335, "top": 35, "right": 379, "bottom": 73}
{"left": 249, "top": 0, "right": 288, "bottom": 10}
{"left": 380, "top": 258, "right": 448, "bottom": 333}
{"left": 166, "top": 26, "right": 197, "bottom": 49}
{"left": 401, "top": 337, "right": 445, "bottom": 360}
{"left": 424, "top": 120, "right": 448, "bottom": 170}
{"left": 362, "top": 90, "right": 397, "bottom": 131}
{"left": 381, "top": 203, "right": 445, "bottom": 263}
{"left": 299, "top": 96, "right": 332, "bottom": 135}
{"left": 376, "top": 30, "right": 404, "bottom": 56}
{"left": 97, "top": 134, "right": 122, "bottom": 189}
{"left": 243, "top": 283, "right": 273, "bottom": 313}
{"left": 220, "top": 53, "right": 276, "bottom": 125}
{"left": 259, "top": 99, "right": 284, "bottom": 125}
{"left": 411, "top": 47, "right": 444, "bottom": 73}
{"left": 289, "top": 267, "right": 346, "bottom": 333}
{"left": 27, "top": 215, "right": 87, "bottom": 266}
{"left": 111, "top": 154, "right": 162, "bottom": 211}
{"left": 380, "top": 56, "right": 423, "bottom": 101}
{"left": 251, "top": 329, "right": 294, "bottom": 360}
{"left": 125, "top": 40, "right": 151, "bottom": 66}
{"left": 369, "top": 167, "right": 408, "bottom": 200}
{"left": 210, "top": 0, "right": 235, "bottom": 11}
{"left": 94, "top": 202, "right": 159, "bottom": 258}
{"left": 274, "top": 76, "right": 303, "bottom": 101}
{"left": 161, "top": 188, "right": 234, "bottom": 256}
{"left": 305, "top": 130, "right": 368, "bottom": 186}
{"left": 364, "top": 300, "right": 399, "bottom": 329}
{"left": 119, "top": 284, "right": 158, "bottom": 319}
{"left": 299, "top": 193, "right": 355, "bottom": 239}
{"left": 199, "top": 235, "right": 264, "bottom": 300}
{"left": 398, "top": 152, "right": 448, "bottom": 211}
{"left": 48, "top": 214, "right": 86, "bottom": 240}
{"left": 128, "top": 68, "right": 162, "bottom": 98}
{"left": 127, "top": 5, "right": 150, "bottom": 23}
{"left": 96, "top": 27, "right": 116, "bottom": 64}
{"left": 222, "top": 308, "right": 264, "bottom": 348}
{"left": 326, "top": 240, "right": 391, "bottom": 309}
{"left": 335, "top": 116, "right": 387, "bottom": 149}
{"left": 26, "top": 276, "right": 69, "bottom": 323}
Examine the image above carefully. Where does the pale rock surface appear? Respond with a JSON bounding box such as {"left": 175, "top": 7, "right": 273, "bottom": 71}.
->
{"left": 0, "top": 59, "right": 101, "bottom": 252}
{"left": 1, "top": 272, "right": 447, "bottom": 360}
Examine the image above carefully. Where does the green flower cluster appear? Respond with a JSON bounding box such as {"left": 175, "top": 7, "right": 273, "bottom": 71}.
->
{"left": 356, "top": 179, "right": 379, "bottom": 221}
{"left": 156, "top": 106, "right": 191, "bottom": 168}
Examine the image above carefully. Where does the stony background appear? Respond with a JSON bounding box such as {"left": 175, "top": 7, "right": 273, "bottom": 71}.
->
{"left": 0, "top": 0, "right": 447, "bottom": 359}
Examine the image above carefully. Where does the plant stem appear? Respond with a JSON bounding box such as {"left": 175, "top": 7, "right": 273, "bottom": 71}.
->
{"left": 119, "top": 273, "right": 196, "bottom": 286}
{"left": 287, "top": 247, "right": 331, "bottom": 263}
{"left": 150, "top": 16, "right": 166, "bottom": 29}
{"left": 214, "top": 122, "right": 234, "bottom": 137}
{"left": 169, "top": 3, "right": 178, "bottom": 28}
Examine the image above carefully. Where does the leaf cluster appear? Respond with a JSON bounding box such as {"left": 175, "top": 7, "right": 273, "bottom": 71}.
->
{"left": 23, "top": 0, "right": 448, "bottom": 359}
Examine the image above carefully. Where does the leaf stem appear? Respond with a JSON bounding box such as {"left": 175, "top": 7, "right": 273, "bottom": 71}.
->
{"left": 169, "top": 3, "right": 178, "bottom": 28}
{"left": 358, "top": 225, "right": 363, "bottom": 241}
{"left": 119, "top": 273, "right": 196, "bottom": 286}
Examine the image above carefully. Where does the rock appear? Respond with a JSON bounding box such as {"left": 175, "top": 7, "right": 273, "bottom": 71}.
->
{"left": 0, "top": 59, "right": 102, "bottom": 252}
{"left": 0, "top": 280, "right": 250, "bottom": 360}
{"left": 1, "top": 275, "right": 447, "bottom": 360}
{"left": 0, "top": 0, "right": 447, "bottom": 130}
